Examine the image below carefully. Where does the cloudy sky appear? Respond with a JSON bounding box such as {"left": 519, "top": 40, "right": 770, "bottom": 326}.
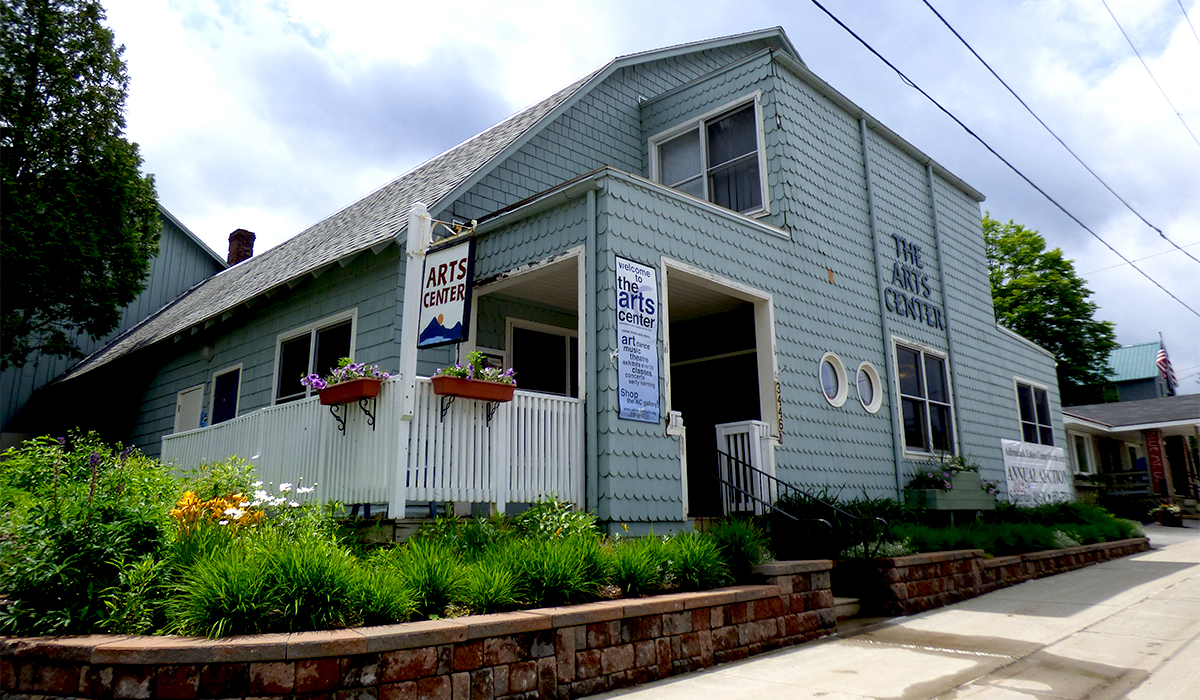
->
{"left": 103, "top": 0, "right": 1199, "bottom": 394}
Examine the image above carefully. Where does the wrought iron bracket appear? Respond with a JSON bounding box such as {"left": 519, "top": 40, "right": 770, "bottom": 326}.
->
{"left": 438, "top": 395, "right": 500, "bottom": 426}
{"left": 328, "top": 396, "right": 377, "bottom": 436}
{"left": 329, "top": 404, "right": 347, "bottom": 435}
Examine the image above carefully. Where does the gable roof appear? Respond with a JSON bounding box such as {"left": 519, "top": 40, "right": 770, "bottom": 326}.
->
{"left": 1106, "top": 342, "right": 1162, "bottom": 383}
{"left": 55, "top": 28, "right": 798, "bottom": 383}
{"left": 1063, "top": 393, "right": 1200, "bottom": 429}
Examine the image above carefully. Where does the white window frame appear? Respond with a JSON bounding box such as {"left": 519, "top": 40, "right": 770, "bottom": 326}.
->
{"left": 1123, "top": 441, "right": 1144, "bottom": 471}
{"left": 856, "top": 361, "right": 883, "bottom": 414}
{"left": 819, "top": 352, "right": 848, "bottom": 407}
{"left": 209, "top": 363, "right": 243, "bottom": 425}
{"left": 1013, "top": 377, "right": 1054, "bottom": 446}
{"left": 272, "top": 309, "right": 358, "bottom": 404}
{"left": 1069, "top": 431, "right": 1096, "bottom": 475}
{"left": 505, "top": 318, "right": 578, "bottom": 397}
{"left": 648, "top": 92, "right": 770, "bottom": 217}
{"left": 891, "top": 338, "right": 956, "bottom": 457}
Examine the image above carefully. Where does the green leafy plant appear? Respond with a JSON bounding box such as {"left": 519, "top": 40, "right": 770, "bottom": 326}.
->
{"left": 460, "top": 559, "right": 520, "bottom": 614}
{"left": 512, "top": 497, "right": 599, "bottom": 540}
{"left": 663, "top": 532, "right": 730, "bottom": 591}
{"left": 435, "top": 351, "right": 516, "bottom": 385}
{"left": 707, "top": 519, "right": 771, "bottom": 582}
{"left": 373, "top": 539, "right": 465, "bottom": 618}
{"left": 608, "top": 536, "right": 670, "bottom": 596}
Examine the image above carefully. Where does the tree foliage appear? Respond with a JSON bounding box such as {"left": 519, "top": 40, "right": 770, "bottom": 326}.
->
{"left": 983, "top": 214, "right": 1118, "bottom": 406}
{"left": 1, "top": 0, "right": 158, "bottom": 370}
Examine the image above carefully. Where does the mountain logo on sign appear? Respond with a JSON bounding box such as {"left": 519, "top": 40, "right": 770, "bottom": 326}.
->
{"left": 419, "top": 313, "right": 463, "bottom": 347}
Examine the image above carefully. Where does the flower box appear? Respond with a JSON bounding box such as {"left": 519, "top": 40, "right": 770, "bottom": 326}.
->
{"left": 905, "top": 471, "right": 996, "bottom": 510}
{"left": 431, "top": 375, "right": 515, "bottom": 403}
{"left": 318, "top": 378, "right": 383, "bottom": 406}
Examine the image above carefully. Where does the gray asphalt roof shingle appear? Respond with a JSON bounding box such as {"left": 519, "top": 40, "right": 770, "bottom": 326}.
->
{"left": 1063, "top": 394, "right": 1200, "bottom": 427}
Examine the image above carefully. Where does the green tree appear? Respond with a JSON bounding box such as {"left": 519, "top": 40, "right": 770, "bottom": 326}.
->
{"left": 983, "top": 214, "right": 1118, "bottom": 406}
{"left": 1, "top": 0, "right": 158, "bottom": 370}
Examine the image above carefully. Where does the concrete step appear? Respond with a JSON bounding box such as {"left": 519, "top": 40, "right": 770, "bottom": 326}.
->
{"left": 833, "top": 597, "right": 861, "bottom": 621}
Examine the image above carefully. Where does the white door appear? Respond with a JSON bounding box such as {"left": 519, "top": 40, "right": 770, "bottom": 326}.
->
{"left": 174, "top": 385, "right": 204, "bottom": 433}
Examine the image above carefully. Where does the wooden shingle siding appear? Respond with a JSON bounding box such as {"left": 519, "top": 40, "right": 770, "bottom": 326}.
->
{"left": 1, "top": 211, "right": 224, "bottom": 435}
{"left": 130, "top": 252, "right": 400, "bottom": 457}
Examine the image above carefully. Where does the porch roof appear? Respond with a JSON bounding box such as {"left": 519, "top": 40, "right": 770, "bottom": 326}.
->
{"left": 1063, "top": 394, "right": 1200, "bottom": 437}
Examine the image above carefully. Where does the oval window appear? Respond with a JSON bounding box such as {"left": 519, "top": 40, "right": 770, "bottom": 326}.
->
{"left": 857, "top": 362, "right": 883, "bottom": 413}
{"left": 819, "top": 352, "right": 847, "bottom": 407}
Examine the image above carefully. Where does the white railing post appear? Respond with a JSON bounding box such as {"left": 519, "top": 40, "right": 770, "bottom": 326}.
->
{"left": 393, "top": 202, "right": 431, "bottom": 519}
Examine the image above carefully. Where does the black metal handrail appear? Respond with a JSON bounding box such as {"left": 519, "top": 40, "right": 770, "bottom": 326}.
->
{"left": 714, "top": 447, "right": 888, "bottom": 558}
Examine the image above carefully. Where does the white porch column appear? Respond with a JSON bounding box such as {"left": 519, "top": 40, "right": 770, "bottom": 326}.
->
{"left": 392, "top": 202, "right": 432, "bottom": 518}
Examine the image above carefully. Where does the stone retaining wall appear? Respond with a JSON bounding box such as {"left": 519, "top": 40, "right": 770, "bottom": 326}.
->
{"left": 844, "top": 537, "right": 1150, "bottom": 615}
{"left": 0, "top": 561, "right": 835, "bottom": 700}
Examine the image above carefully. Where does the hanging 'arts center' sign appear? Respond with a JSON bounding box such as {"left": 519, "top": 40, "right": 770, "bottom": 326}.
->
{"left": 417, "top": 239, "right": 475, "bottom": 348}
{"left": 615, "top": 256, "right": 660, "bottom": 423}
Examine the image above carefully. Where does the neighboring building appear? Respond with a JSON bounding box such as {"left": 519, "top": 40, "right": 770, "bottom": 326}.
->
{"left": 48, "top": 29, "right": 1064, "bottom": 532}
{"left": 1063, "top": 394, "right": 1200, "bottom": 502}
{"left": 1098, "top": 341, "right": 1177, "bottom": 403}
{"left": 1, "top": 206, "right": 227, "bottom": 450}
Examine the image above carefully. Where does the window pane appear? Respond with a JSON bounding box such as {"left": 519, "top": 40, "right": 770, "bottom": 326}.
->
{"left": 708, "top": 156, "right": 762, "bottom": 213}
{"left": 1039, "top": 426, "right": 1054, "bottom": 446}
{"left": 930, "top": 404, "right": 952, "bottom": 452}
{"left": 902, "top": 398, "right": 926, "bottom": 451}
{"left": 213, "top": 369, "right": 239, "bottom": 424}
{"left": 660, "top": 131, "right": 701, "bottom": 187}
{"left": 1073, "top": 435, "right": 1090, "bottom": 472}
{"left": 857, "top": 369, "right": 874, "bottom": 405}
{"left": 1017, "top": 384, "right": 1034, "bottom": 423}
{"left": 314, "top": 320, "right": 352, "bottom": 379}
{"left": 277, "top": 335, "right": 311, "bottom": 401}
{"left": 1023, "top": 423, "right": 1038, "bottom": 443}
{"left": 674, "top": 175, "right": 705, "bottom": 199}
{"left": 1034, "top": 388, "right": 1050, "bottom": 426}
{"left": 513, "top": 326, "right": 568, "bottom": 395}
{"left": 707, "top": 105, "right": 757, "bottom": 167}
{"left": 897, "top": 347, "right": 922, "bottom": 397}
{"left": 821, "top": 359, "right": 839, "bottom": 399}
{"left": 924, "top": 355, "right": 947, "bottom": 403}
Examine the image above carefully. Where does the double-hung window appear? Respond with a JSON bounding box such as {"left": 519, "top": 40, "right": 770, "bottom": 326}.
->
{"left": 1015, "top": 380, "right": 1053, "bottom": 446}
{"left": 895, "top": 343, "right": 953, "bottom": 453}
{"left": 274, "top": 312, "right": 356, "bottom": 403}
{"left": 651, "top": 96, "right": 768, "bottom": 216}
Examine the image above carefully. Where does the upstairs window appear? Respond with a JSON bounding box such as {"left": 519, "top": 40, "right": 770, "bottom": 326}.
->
{"left": 274, "top": 312, "right": 356, "bottom": 403}
{"left": 651, "top": 96, "right": 768, "bottom": 216}
{"left": 895, "top": 343, "right": 953, "bottom": 454}
{"left": 1015, "top": 380, "right": 1054, "bottom": 446}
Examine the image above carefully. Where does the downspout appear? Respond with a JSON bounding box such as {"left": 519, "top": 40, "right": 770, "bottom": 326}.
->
{"left": 859, "top": 118, "right": 905, "bottom": 500}
{"left": 926, "top": 164, "right": 963, "bottom": 454}
{"left": 585, "top": 187, "right": 600, "bottom": 513}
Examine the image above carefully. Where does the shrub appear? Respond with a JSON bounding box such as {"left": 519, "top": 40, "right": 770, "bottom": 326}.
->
{"left": 101, "top": 554, "right": 170, "bottom": 635}
{"left": 708, "top": 519, "right": 771, "bottom": 582}
{"left": 0, "top": 434, "right": 181, "bottom": 636}
{"left": 508, "top": 536, "right": 605, "bottom": 607}
{"left": 608, "top": 536, "right": 669, "bottom": 596}
{"left": 460, "top": 559, "right": 520, "bottom": 614}
{"left": 354, "top": 567, "right": 416, "bottom": 627}
{"left": 512, "top": 497, "right": 598, "bottom": 540}
{"left": 373, "top": 539, "right": 465, "bottom": 618}
{"left": 664, "top": 532, "right": 730, "bottom": 591}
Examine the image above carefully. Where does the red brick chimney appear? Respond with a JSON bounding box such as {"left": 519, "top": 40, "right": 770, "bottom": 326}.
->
{"left": 227, "top": 229, "right": 256, "bottom": 266}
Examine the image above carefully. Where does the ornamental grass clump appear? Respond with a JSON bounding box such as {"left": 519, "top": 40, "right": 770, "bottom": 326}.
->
{"left": 708, "top": 518, "right": 771, "bottom": 583}
{"left": 663, "top": 532, "right": 731, "bottom": 591}
{"left": 372, "top": 538, "right": 466, "bottom": 618}
{"left": 607, "top": 535, "right": 670, "bottom": 596}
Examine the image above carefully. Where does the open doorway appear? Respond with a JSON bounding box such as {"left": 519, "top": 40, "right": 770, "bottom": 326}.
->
{"left": 663, "top": 261, "right": 777, "bottom": 517}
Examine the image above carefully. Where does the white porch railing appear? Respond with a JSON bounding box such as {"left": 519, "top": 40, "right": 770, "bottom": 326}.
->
{"left": 161, "top": 377, "right": 584, "bottom": 513}
{"left": 714, "top": 420, "right": 776, "bottom": 515}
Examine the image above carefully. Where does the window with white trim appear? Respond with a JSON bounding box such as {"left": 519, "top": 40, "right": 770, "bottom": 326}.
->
{"left": 819, "top": 352, "right": 847, "bottom": 407}
{"left": 274, "top": 312, "right": 356, "bottom": 403}
{"left": 856, "top": 361, "right": 883, "bottom": 414}
{"left": 1069, "top": 432, "right": 1095, "bottom": 474}
{"left": 210, "top": 364, "right": 242, "bottom": 424}
{"left": 1015, "top": 380, "right": 1053, "bottom": 446}
{"left": 507, "top": 319, "right": 578, "bottom": 397}
{"left": 650, "top": 96, "right": 768, "bottom": 216}
{"left": 895, "top": 343, "right": 953, "bottom": 453}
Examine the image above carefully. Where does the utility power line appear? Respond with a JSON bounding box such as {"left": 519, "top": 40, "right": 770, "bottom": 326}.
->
{"left": 921, "top": 0, "right": 1200, "bottom": 266}
{"left": 805, "top": 0, "right": 1200, "bottom": 319}
{"left": 1101, "top": 0, "right": 1200, "bottom": 150}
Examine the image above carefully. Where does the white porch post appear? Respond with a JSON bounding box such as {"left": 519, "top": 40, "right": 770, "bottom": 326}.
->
{"left": 392, "top": 202, "right": 431, "bottom": 518}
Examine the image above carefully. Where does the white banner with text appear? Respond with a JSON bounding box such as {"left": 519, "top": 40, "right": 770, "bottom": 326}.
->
{"left": 1001, "top": 439, "right": 1073, "bottom": 506}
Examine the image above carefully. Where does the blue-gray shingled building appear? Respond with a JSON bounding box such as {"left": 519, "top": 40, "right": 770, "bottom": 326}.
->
{"left": 47, "top": 28, "right": 1064, "bottom": 532}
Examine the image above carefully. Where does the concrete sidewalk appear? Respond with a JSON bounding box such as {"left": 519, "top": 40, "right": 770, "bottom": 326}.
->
{"left": 596, "top": 522, "right": 1200, "bottom": 700}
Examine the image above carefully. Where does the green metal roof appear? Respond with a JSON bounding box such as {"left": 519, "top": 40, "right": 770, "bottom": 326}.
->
{"left": 1107, "top": 342, "right": 1161, "bottom": 382}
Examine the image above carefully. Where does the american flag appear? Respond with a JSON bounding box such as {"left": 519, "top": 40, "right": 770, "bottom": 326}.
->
{"left": 1156, "top": 346, "right": 1176, "bottom": 388}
